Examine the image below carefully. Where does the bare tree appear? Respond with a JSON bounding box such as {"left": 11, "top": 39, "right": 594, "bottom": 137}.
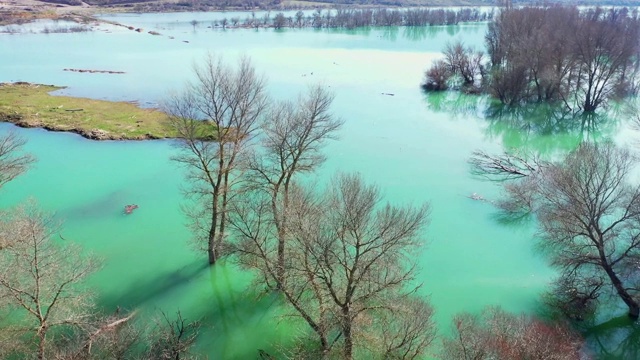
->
{"left": 166, "top": 54, "right": 268, "bottom": 265}
{"left": 295, "top": 10, "right": 305, "bottom": 27}
{"left": 469, "top": 149, "right": 542, "bottom": 181}
{"left": 483, "top": 6, "right": 640, "bottom": 112}
{"left": 422, "top": 59, "right": 451, "bottom": 91}
{"left": 0, "top": 131, "right": 35, "bottom": 190}
{"left": 0, "top": 202, "right": 98, "bottom": 360}
{"left": 241, "top": 85, "right": 342, "bottom": 289}
{"left": 147, "top": 311, "right": 201, "bottom": 360}
{"left": 232, "top": 174, "right": 434, "bottom": 359}
{"left": 0, "top": 201, "right": 199, "bottom": 358}
{"left": 497, "top": 143, "right": 640, "bottom": 319}
{"left": 273, "top": 12, "right": 286, "bottom": 29}
{"left": 571, "top": 10, "right": 639, "bottom": 112}
{"left": 443, "top": 41, "right": 485, "bottom": 88}
{"left": 375, "top": 296, "right": 437, "bottom": 359}
{"left": 441, "top": 307, "right": 584, "bottom": 360}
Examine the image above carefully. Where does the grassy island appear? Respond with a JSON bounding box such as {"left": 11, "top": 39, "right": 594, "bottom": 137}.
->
{"left": 0, "top": 83, "right": 173, "bottom": 140}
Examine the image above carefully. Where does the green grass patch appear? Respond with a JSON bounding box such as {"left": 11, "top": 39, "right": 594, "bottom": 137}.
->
{"left": 0, "top": 83, "right": 175, "bottom": 140}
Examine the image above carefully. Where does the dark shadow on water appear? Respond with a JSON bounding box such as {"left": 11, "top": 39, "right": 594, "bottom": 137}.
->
{"left": 96, "top": 259, "right": 293, "bottom": 359}
{"left": 57, "top": 190, "right": 130, "bottom": 221}
{"left": 583, "top": 315, "right": 640, "bottom": 360}
{"left": 490, "top": 208, "right": 533, "bottom": 228}
{"left": 97, "top": 260, "right": 209, "bottom": 310}
{"left": 525, "top": 291, "right": 640, "bottom": 359}
{"left": 198, "top": 263, "right": 291, "bottom": 359}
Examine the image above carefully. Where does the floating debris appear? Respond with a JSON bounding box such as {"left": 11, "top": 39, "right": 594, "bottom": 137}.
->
{"left": 124, "top": 204, "right": 139, "bottom": 215}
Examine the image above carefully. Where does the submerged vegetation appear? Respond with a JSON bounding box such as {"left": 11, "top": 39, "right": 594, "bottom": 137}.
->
{"left": 0, "top": 83, "right": 174, "bottom": 140}
{"left": 5, "top": 3, "right": 640, "bottom": 358}
{"left": 424, "top": 6, "right": 640, "bottom": 114}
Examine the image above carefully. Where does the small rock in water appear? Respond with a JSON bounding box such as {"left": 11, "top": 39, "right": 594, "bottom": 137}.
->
{"left": 124, "top": 204, "right": 139, "bottom": 215}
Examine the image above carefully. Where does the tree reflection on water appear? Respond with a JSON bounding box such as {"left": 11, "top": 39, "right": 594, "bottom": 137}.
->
{"left": 423, "top": 91, "right": 620, "bottom": 156}
{"left": 582, "top": 315, "right": 640, "bottom": 360}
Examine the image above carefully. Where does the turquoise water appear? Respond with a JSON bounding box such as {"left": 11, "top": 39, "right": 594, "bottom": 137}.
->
{"left": 1, "top": 16, "right": 635, "bottom": 358}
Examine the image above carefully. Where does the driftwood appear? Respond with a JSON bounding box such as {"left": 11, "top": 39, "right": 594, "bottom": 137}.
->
{"left": 64, "top": 68, "right": 125, "bottom": 74}
{"left": 83, "top": 311, "right": 137, "bottom": 355}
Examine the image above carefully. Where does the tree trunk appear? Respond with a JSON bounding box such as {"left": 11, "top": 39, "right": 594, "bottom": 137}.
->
{"left": 342, "top": 307, "right": 353, "bottom": 360}
{"left": 583, "top": 80, "right": 596, "bottom": 112}
{"left": 277, "top": 226, "right": 286, "bottom": 289}
{"left": 599, "top": 245, "right": 640, "bottom": 319}
{"left": 604, "top": 265, "right": 639, "bottom": 319}
{"left": 208, "top": 194, "right": 219, "bottom": 265}
{"left": 37, "top": 328, "right": 46, "bottom": 360}
{"left": 207, "top": 230, "right": 217, "bottom": 265}
{"left": 276, "top": 187, "right": 289, "bottom": 289}
{"left": 319, "top": 334, "right": 330, "bottom": 360}
{"left": 216, "top": 177, "right": 229, "bottom": 261}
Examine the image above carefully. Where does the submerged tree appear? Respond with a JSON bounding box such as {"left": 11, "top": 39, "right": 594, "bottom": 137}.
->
{"left": 242, "top": 84, "right": 343, "bottom": 289}
{"left": 232, "top": 174, "right": 435, "bottom": 359}
{"left": 166, "top": 54, "right": 269, "bottom": 265}
{"left": 440, "top": 307, "right": 584, "bottom": 360}
{"left": 428, "top": 6, "right": 640, "bottom": 113}
{"left": 0, "top": 202, "right": 98, "bottom": 359}
{"left": 423, "top": 41, "right": 484, "bottom": 92}
{"left": 422, "top": 59, "right": 451, "bottom": 91}
{"left": 487, "top": 6, "right": 640, "bottom": 112}
{"left": 479, "top": 143, "right": 640, "bottom": 319}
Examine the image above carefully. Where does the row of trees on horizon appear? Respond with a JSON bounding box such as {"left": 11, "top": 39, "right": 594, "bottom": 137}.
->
{"left": 187, "top": 7, "right": 493, "bottom": 30}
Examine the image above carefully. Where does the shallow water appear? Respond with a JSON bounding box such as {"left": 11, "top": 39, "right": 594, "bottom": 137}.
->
{"left": 1, "top": 15, "right": 637, "bottom": 358}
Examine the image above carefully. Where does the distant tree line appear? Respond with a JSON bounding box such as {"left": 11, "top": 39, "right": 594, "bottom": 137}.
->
{"left": 210, "top": 8, "right": 492, "bottom": 30}
{"left": 38, "top": 0, "right": 83, "bottom": 6}
{"left": 424, "top": 6, "right": 640, "bottom": 113}
{"left": 87, "top": 0, "right": 281, "bottom": 11}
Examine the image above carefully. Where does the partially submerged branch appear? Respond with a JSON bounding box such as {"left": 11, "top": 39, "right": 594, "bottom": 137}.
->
{"left": 0, "top": 131, "right": 35, "bottom": 189}
{"left": 469, "top": 149, "right": 541, "bottom": 181}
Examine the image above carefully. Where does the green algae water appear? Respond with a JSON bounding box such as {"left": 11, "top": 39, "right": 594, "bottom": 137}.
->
{"left": 1, "top": 14, "right": 637, "bottom": 358}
